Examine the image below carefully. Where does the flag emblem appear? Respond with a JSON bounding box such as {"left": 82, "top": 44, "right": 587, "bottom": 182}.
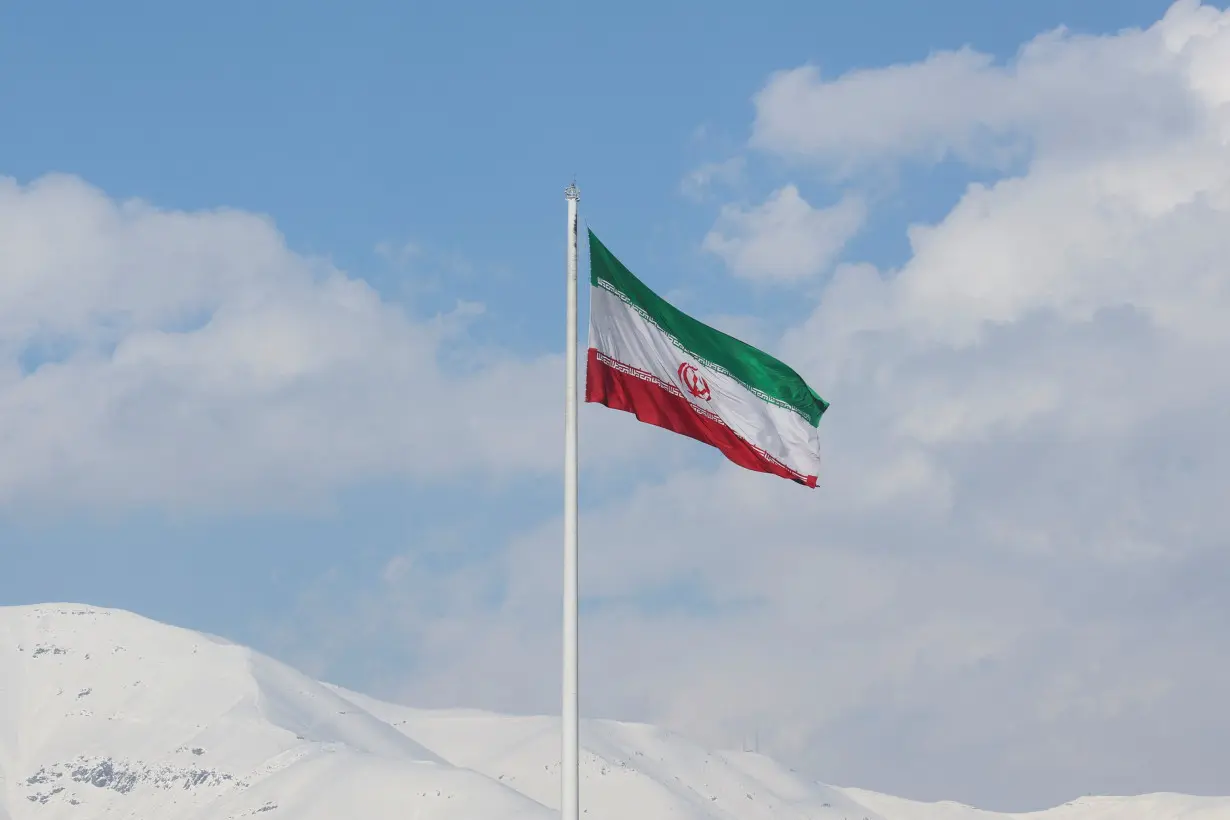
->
{"left": 678, "top": 362, "right": 712, "bottom": 401}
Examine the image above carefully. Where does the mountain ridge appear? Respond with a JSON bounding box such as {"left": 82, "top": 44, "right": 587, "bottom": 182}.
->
{"left": 0, "top": 603, "right": 1224, "bottom": 819}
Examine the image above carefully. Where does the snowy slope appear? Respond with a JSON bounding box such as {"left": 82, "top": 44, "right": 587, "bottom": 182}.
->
{"left": 0, "top": 604, "right": 546, "bottom": 819}
{"left": 0, "top": 604, "right": 1226, "bottom": 820}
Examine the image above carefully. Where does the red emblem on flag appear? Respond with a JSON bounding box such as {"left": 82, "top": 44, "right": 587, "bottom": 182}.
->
{"left": 678, "top": 362, "right": 711, "bottom": 401}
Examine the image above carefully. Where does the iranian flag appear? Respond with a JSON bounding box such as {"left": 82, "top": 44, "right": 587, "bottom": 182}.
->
{"left": 585, "top": 230, "right": 828, "bottom": 487}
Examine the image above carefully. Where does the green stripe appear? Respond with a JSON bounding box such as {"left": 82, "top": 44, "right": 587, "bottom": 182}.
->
{"left": 588, "top": 229, "right": 829, "bottom": 427}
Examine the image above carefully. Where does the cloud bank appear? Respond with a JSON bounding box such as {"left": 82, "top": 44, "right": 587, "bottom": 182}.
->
{"left": 0, "top": 174, "right": 649, "bottom": 510}
{"left": 702, "top": 186, "right": 866, "bottom": 282}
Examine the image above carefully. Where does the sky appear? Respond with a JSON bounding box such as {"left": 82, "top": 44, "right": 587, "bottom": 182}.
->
{"left": 1, "top": 0, "right": 1227, "bottom": 811}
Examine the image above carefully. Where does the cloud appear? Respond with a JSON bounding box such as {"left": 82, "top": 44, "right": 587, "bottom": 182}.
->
{"left": 278, "top": 1, "right": 1230, "bottom": 811}
{"left": 679, "top": 156, "right": 745, "bottom": 201}
{"left": 373, "top": 239, "right": 421, "bottom": 266}
{"left": 702, "top": 185, "right": 865, "bottom": 282}
{"left": 749, "top": 0, "right": 1212, "bottom": 174}
{"left": 0, "top": 173, "right": 649, "bottom": 511}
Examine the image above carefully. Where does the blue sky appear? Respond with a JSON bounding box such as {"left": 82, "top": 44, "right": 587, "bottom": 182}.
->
{"left": 5, "top": 0, "right": 1229, "bottom": 811}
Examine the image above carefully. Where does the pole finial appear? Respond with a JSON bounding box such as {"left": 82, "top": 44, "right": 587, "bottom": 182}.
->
{"left": 565, "top": 180, "right": 580, "bottom": 201}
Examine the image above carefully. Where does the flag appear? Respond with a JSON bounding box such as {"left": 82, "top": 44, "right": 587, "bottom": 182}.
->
{"left": 585, "top": 230, "right": 828, "bottom": 487}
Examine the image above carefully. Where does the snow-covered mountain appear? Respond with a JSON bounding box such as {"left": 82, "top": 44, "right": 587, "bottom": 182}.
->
{"left": 0, "top": 604, "right": 1225, "bottom": 820}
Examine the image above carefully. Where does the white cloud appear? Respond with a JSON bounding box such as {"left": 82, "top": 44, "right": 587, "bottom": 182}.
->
{"left": 0, "top": 173, "right": 650, "bottom": 511}
{"left": 373, "top": 239, "right": 421, "bottom": 266}
{"left": 278, "top": 1, "right": 1230, "bottom": 811}
{"left": 679, "top": 156, "right": 745, "bottom": 201}
{"left": 702, "top": 185, "right": 865, "bottom": 282}
{"left": 750, "top": 0, "right": 1214, "bottom": 174}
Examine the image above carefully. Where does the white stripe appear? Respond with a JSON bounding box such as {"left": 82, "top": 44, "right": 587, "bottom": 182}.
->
{"left": 588, "top": 285, "right": 821, "bottom": 479}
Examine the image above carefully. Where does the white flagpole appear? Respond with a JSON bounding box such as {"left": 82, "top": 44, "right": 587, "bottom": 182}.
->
{"left": 562, "top": 180, "right": 581, "bottom": 820}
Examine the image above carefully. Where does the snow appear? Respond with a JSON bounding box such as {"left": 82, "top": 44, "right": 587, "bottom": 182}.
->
{"left": 0, "top": 604, "right": 1225, "bottom": 819}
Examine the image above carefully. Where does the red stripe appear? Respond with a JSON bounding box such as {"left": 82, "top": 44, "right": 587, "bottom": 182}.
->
{"left": 585, "top": 348, "right": 817, "bottom": 488}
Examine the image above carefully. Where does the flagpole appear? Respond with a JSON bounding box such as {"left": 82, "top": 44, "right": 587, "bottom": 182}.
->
{"left": 562, "top": 180, "right": 581, "bottom": 820}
